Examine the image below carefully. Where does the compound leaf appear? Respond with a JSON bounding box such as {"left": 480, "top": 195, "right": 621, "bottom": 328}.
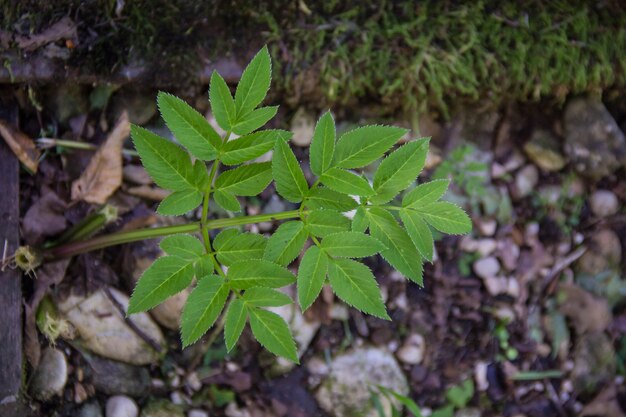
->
{"left": 228, "top": 259, "right": 295, "bottom": 290}
{"left": 131, "top": 125, "right": 200, "bottom": 191}
{"left": 305, "top": 210, "right": 351, "bottom": 238}
{"left": 413, "top": 202, "right": 472, "bottom": 234}
{"left": 215, "top": 162, "right": 272, "bottom": 196}
{"left": 304, "top": 187, "right": 358, "bottom": 212}
{"left": 310, "top": 111, "right": 336, "bottom": 176}
{"left": 224, "top": 299, "right": 247, "bottom": 352}
{"left": 263, "top": 221, "right": 307, "bottom": 266}
{"left": 327, "top": 258, "right": 389, "bottom": 320}
{"left": 221, "top": 130, "right": 291, "bottom": 166}
{"left": 399, "top": 210, "right": 434, "bottom": 262}
{"left": 209, "top": 71, "right": 236, "bottom": 131}
{"left": 273, "top": 139, "right": 309, "bottom": 203}
{"left": 367, "top": 207, "right": 423, "bottom": 284}
{"left": 249, "top": 307, "right": 298, "bottom": 363}
{"left": 321, "top": 231, "right": 385, "bottom": 258}
{"left": 157, "top": 92, "right": 220, "bottom": 160}
{"left": 160, "top": 234, "right": 204, "bottom": 261}
{"left": 333, "top": 125, "right": 407, "bottom": 169}
{"left": 371, "top": 139, "right": 429, "bottom": 204}
{"left": 181, "top": 275, "right": 229, "bottom": 346}
{"left": 214, "top": 230, "right": 267, "bottom": 266}
{"left": 157, "top": 188, "right": 203, "bottom": 216}
{"left": 231, "top": 106, "right": 278, "bottom": 136}
{"left": 402, "top": 179, "right": 450, "bottom": 209}
{"left": 128, "top": 256, "right": 194, "bottom": 314}
{"left": 297, "top": 245, "right": 328, "bottom": 311}
{"left": 243, "top": 287, "right": 292, "bottom": 307}
{"left": 319, "top": 167, "right": 375, "bottom": 197}
{"left": 235, "top": 46, "right": 271, "bottom": 117}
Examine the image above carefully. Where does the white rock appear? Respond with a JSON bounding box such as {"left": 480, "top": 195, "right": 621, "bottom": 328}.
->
{"left": 514, "top": 165, "right": 538, "bottom": 198}
{"left": 474, "top": 361, "right": 489, "bottom": 391}
{"left": 497, "top": 239, "right": 520, "bottom": 271}
{"left": 590, "top": 190, "right": 619, "bottom": 217}
{"left": 316, "top": 347, "right": 408, "bottom": 417}
{"left": 30, "top": 347, "right": 68, "bottom": 400}
{"left": 477, "top": 219, "right": 497, "bottom": 236}
{"left": 106, "top": 395, "right": 138, "bottom": 417}
{"left": 473, "top": 257, "right": 500, "bottom": 280}
{"left": 396, "top": 334, "right": 426, "bottom": 365}
{"left": 483, "top": 276, "right": 519, "bottom": 297}
{"left": 188, "top": 410, "right": 209, "bottom": 417}
{"left": 58, "top": 288, "right": 165, "bottom": 365}
{"left": 225, "top": 403, "right": 251, "bottom": 417}
{"left": 290, "top": 107, "right": 316, "bottom": 147}
{"left": 151, "top": 289, "right": 190, "bottom": 330}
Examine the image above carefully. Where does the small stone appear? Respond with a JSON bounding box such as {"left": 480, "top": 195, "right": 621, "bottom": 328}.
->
{"left": 188, "top": 410, "right": 209, "bottom": 417}
{"left": 483, "top": 276, "right": 508, "bottom": 296}
{"left": 563, "top": 97, "right": 626, "bottom": 179}
{"left": 454, "top": 408, "right": 481, "bottom": 417}
{"left": 474, "top": 362, "right": 489, "bottom": 391}
{"left": 491, "top": 162, "right": 507, "bottom": 179}
{"left": 497, "top": 239, "right": 520, "bottom": 271}
{"left": 476, "top": 219, "right": 497, "bottom": 236}
{"left": 185, "top": 372, "right": 202, "bottom": 392}
{"left": 589, "top": 190, "right": 619, "bottom": 217}
{"left": 513, "top": 165, "right": 538, "bottom": 199}
{"left": 473, "top": 257, "right": 500, "bottom": 280}
{"left": 78, "top": 402, "right": 103, "bottom": 417}
{"left": 30, "top": 347, "right": 68, "bottom": 401}
{"left": 105, "top": 395, "right": 138, "bottom": 417}
{"left": 290, "top": 107, "right": 316, "bottom": 147}
{"left": 523, "top": 129, "right": 566, "bottom": 171}
{"left": 85, "top": 352, "right": 151, "bottom": 397}
{"left": 396, "top": 334, "right": 426, "bottom": 365}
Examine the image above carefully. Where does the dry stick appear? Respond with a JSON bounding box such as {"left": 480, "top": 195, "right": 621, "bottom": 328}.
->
{"left": 541, "top": 246, "right": 587, "bottom": 298}
{"left": 103, "top": 287, "right": 163, "bottom": 353}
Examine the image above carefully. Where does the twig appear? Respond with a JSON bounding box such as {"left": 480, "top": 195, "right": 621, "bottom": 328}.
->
{"left": 103, "top": 287, "right": 163, "bottom": 353}
{"left": 542, "top": 246, "right": 586, "bottom": 297}
{"left": 37, "top": 137, "right": 139, "bottom": 157}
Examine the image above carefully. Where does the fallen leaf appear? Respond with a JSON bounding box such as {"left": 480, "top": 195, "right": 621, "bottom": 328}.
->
{"left": 22, "top": 186, "right": 67, "bottom": 245}
{"left": 559, "top": 283, "right": 612, "bottom": 335}
{"left": 72, "top": 112, "right": 130, "bottom": 204}
{"left": 125, "top": 185, "right": 170, "bottom": 201}
{"left": 0, "top": 119, "right": 41, "bottom": 173}
{"left": 15, "top": 17, "right": 77, "bottom": 52}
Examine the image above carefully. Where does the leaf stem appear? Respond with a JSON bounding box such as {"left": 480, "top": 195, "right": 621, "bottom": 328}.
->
{"left": 43, "top": 210, "right": 304, "bottom": 260}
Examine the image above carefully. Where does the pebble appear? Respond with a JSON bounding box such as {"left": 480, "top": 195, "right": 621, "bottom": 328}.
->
{"left": 513, "top": 165, "right": 538, "bottom": 199}
{"left": 460, "top": 237, "right": 497, "bottom": 256}
{"left": 290, "top": 107, "right": 316, "bottom": 147}
{"left": 105, "top": 395, "right": 138, "bottom": 417}
{"left": 78, "top": 402, "right": 103, "bottom": 417}
{"left": 396, "top": 333, "right": 426, "bottom": 365}
{"left": 474, "top": 362, "right": 489, "bottom": 391}
{"left": 473, "top": 257, "right": 500, "bottom": 279}
{"left": 589, "top": 190, "right": 619, "bottom": 217}
{"left": 476, "top": 218, "right": 497, "bottom": 236}
{"left": 30, "top": 347, "right": 68, "bottom": 401}
{"left": 483, "top": 276, "right": 519, "bottom": 297}
{"left": 188, "top": 411, "right": 209, "bottom": 417}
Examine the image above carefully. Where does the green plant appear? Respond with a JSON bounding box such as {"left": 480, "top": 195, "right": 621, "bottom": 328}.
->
{"left": 32, "top": 47, "right": 470, "bottom": 362}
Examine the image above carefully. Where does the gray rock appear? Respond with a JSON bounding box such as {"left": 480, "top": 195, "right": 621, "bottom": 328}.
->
{"left": 105, "top": 395, "right": 138, "bottom": 417}
{"left": 78, "top": 402, "right": 104, "bottom": 417}
{"left": 572, "top": 332, "right": 615, "bottom": 395}
{"left": 85, "top": 354, "right": 151, "bottom": 397}
{"left": 589, "top": 190, "right": 619, "bottom": 217}
{"left": 396, "top": 333, "right": 426, "bottom": 365}
{"left": 523, "top": 129, "right": 566, "bottom": 172}
{"left": 290, "top": 107, "right": 316, "bottom": 147}
{"left": 513, "top": 165, "right": 538, "bottom": 199}
{"left": 473, "top": 257, "right": 500, "bottom": 280}
{"left": 316, "top": 347, "right": 408, "bottom": 417}
{"left": 564, "top": 98, "right": 626, "bottom": 179}
{"left": 30, "top": 347, "right": 68, "bottom": 401}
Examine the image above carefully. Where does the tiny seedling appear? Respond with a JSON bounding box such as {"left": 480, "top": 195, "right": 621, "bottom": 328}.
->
{"left": 33, "top": 47, "right": 471, "bottom": 362}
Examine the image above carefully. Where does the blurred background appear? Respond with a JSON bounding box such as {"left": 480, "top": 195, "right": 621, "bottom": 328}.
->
{"left": 1, "top": 1, "right": 625, "bottom": 416}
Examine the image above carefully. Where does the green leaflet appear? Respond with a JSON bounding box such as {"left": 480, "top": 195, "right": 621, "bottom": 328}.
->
{"left": 352, "top": 206, "right": 369, "bottom": 232}
{"left": 214, "top": 189, "right": 241, "bottom": 212}
{"left": 231, "top": 106, "right": 278, "bottom": 136}
{"left": 221, "top": 130, "right": 292, "bottom": 166}
{"left": 157, "top": 188, "right": 203, "bottom": 216}
{"left": 263, "top": 221, "right": 308, "bottom": 266}
{"left": 128, "top": 256, "right": 195, "bottom": 314}
{"left": 413, "top": 202, "right": 472, "bottom": 234}
{"left": 228, "top": 259, "right": 295, "bottom": 290}
{"left": 131, "top": 126, "right": 201, "bottom": 192}
{"left": 249, "top": 307, "right": 298, "bottom": 363}
{"left": 319, "top": 167, "right": 375, "bottom": 197}
{"left": 224, "top": 299, "right": 247, "bottom": 352}
{"left": 320, "top": 231, "right": 385, "bottom": 258}
{"left": 214, "top": 229, "right": 267, "bottom": 266}
{"left": 402, "top": 179, "right": 450, "bottom": 208}
{"left": 157, "top": 92, "right": 220, "bottom": 160}
{"left": 310, "top": 111, "right": 336, "bottom": 176}
{"left": 371, "top": 139, "right": 429, "bottom": 204}
{"left": 333, "top": 125, "right": 407, "bottom": 169}
{"left": 304, "top": 187, "right": 359, "bottom": 212}
{"left": 209, "top": 70, "right": 236, "bottom": 131}
{"left": 243, "top": 287, "right": 292, "bottom": 307}
{"left": 367, "top": 207, "right": 424, "bottom": 284}
{"left": 215, "top": 162, "right": 272, "bottom": 196}
{"left": 273, "top": 140, "right": 309, "bottom": 203}
{"left": 327, "top": 258, "right": 389, "bottom": 320}
{"left": 160, "top": 234, "right": 204, "bottom": 260}
{"left": 235, "top": 46, "right": 271, "bottom": 117}
{"left": 181, "top": 275, "right": 229, "bottom": 346}
{"left": 297, "top": 246, "right": 328, "bottom": 311}
{"left": 305, "top": 210, "right": 351, "bottom": 238}
{"left": 399, "top": 210, "right": 434, "bottom": 262}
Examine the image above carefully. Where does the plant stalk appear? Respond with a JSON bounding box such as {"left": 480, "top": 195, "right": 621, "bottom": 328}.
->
{"left": 42, "top": 210, "right": 304, "bottom": 260}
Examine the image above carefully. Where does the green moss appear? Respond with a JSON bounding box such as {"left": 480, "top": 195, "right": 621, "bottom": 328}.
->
{"left": 2, "top": 1, "right": 626, "bottom": 116}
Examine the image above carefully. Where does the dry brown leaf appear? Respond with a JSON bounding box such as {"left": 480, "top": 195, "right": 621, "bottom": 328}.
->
{"left": 15, "top": 17, "right": 77, "bottom": 52}
{"left": 0, "top": 119, "right": 41, "bottom": 173}
{"left": 22, "top": 186, "right": 67, "bottom": 245}
{"left": 72, "top": 112, "right": 130, "bottom": 204}
{"left": 126, "top": 185, "right": 170, "bottom": 201}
